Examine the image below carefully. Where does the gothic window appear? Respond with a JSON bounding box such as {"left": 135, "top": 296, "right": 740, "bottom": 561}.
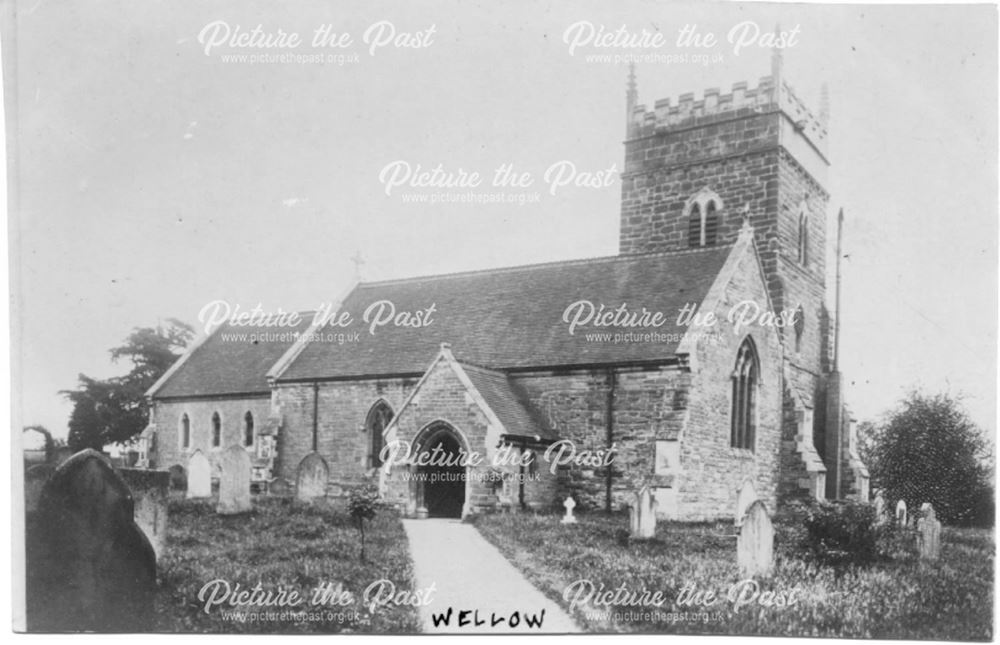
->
{"left": 686, "top": 189, "right": 724, "bottom": 247}
{"left": 366, "top": 401, "right": 393, "bottom": 468}
{"left": 794, "top": 305, "right": 805, "bottom": 353}
{"left": 243, "top": 411, "right": 254, "bottom": 447}
{"left": 211, "top": 412, "right": 222, "bottom": 448}
{"left": 730, "top": 337, "right": 759, "bottom": 451}
{"left": 181, "top": 413, "right": 191, "bottom": 449}
{"left": 797, "top": 202, "right": 809, "bottom": 265}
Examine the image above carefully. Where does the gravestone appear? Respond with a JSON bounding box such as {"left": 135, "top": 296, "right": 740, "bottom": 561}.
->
{"left": 873, "top": 490, "right": 887, "bottom": 525}
{"left": 168, "top": 464, "right": 187, "bottom": 491}
{"left": 295, "top": 452, "right": 329, "bottom": 503}
{"left": 119, "top": 468, "right": 171, "bottom": 559}
{"left": 629, "top": 486, "right": 657, "bottom": 539}
{"left": 737, "top": 500, "right": 774, "bottom": 578}
{"left": 916, "top": 503, "right": 942, "bottom": 561}
{"left": 561, "top": 496, "right": 577, "bottom": 524}
{"left": 735, "top": 480, "right": 758, "bottom": 527}
{"left": 270, "top": 478, "right": 293, "bottom": 497}
{"left": 25, "top": 464, "right": 55, "bottom": 514}
{"left": 26, "top": 449, "right": 156, "bottom": 631}
{"left": 217, "top": 445, "right": 252, "bottom": 515}
{"left": 895, "top": 499, "right": 908, "bottom": 528}
{"left": 187, "top": 450, "right": 211, "bottom": 499}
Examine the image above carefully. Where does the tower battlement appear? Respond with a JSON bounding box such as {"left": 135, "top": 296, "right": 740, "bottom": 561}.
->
{"left": 627, "top": 75, "right": 828, "bottom": 158}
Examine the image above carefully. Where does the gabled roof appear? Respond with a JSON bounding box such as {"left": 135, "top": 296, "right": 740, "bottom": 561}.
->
{"left": 149, "top": 315, "right": 314, "bottom": 399}
{"left": 277, "top": 245, "right": 734, "bottom": 381}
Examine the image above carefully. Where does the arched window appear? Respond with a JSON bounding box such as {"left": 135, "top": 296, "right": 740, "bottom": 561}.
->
{"left": 181, "top": 413, "right": 191, "bottom": 449}
{"left": 686, "top": 189, "right": 724, "bottom": 247}
{"left": 794, "top": 305, "right": 805, "bottom": 353}
{"left": 243, "top": 411, "right": 254, "bottom": 447}
{"left": 366, "top": 401, "right": 393, "bottom": 468}
{"left": 797, "top": 202, "right": 809, "bottom": 265}
{"left": 730, "top": 338, "right": 759, "bottom": 451}
{"left": 211, "top": 412, "right": 222, "bottom": 448}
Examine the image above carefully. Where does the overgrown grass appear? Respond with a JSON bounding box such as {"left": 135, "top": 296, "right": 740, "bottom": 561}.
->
{"left": 154, "top": 495, "right": 421, "bottom": 633}
{"left": 472, "top": 511, "right": 993, "bottom": 639}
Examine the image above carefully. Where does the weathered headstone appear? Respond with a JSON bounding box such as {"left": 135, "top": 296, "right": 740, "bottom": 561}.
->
{"left": 187, "top": 450, "right": 211, "bottom": 499}
{"left": 168, "top": 464, "right": 187, "bottom": 491}
{"left": 735, "top": 480, "right": 758, "bottom": 527}
{"left": 26, "top": 449, "right": 156, "bottom": 631}
{"left": 629, "top": 486, "right": 657, "bottom": 539}
{"left": 873, "top": 490, "right": 887, "bottom": 525}
{"left": 737, "top": 500, "right": 774, "bottom": 578}
{"left": 119, "top": 468, "right": 171, "bottom": 559}
{"left": 561, "top": 496, "right": 577, "bottom": 524}
{"left": 295, "top": 452, "right": 330, "bottom": 503}
{"left": 916, "top": 503, "right": 942, "bottom": 561}
{"left": 25, "top": 464, "right": 55, "bottom": 514}
{"left": 895, "top": 499, "right": 907, "bottom": 528}
{"left": 270, "top": 478, "right": 293, "bottom": 497}
{"left": 217, "top": 445, "right": 252, "bottom": 515}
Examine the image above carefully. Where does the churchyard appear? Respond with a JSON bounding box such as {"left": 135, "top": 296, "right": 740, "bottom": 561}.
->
{"left": 472, "top": 507, "right": 993, "bottom": 639}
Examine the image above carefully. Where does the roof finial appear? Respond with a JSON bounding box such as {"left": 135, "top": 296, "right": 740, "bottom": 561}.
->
{"left": 350, "top": 250, "right": 366, "bottom": 282}
{"left": 626, "top": 62, "right": 638, "bottom": 136}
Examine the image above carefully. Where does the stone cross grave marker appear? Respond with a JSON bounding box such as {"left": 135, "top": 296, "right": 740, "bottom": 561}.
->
{"left": 737, "top": 500, "right": 774, "bottom": 578}
{"left": 735, "top": 480, "right": 758, "bottom": 527}
{"left": 629, "top": 486, "right": 657, "bottom": 539}
{"left": 916, "top": 503, "right": 942, "bottom": 561}
{"left": 561, "top": 496, "right": 577, "bottom": 524}
{"left": 217, "top": 445, "right": 252, "bottom": 515}
{"left": 26, "top": 449, "right": 156, "bottom": 631}
{"left": 187, "top": 450, "right": 211, "bottom": 499}
{"left": 895, "top": 499, "right": 908, "bottom": 528}
{"left": 295, "top": 452, "right": 330, "bottom": 502}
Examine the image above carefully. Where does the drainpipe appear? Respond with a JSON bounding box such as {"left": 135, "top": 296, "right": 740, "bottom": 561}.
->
{"left": 605, "top": 369, "right": 616, "bottom": 513}
{"left": 312, "top": 382, "right": 319, "bottom": 452}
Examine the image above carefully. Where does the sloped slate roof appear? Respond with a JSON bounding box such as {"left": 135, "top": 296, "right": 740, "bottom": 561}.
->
{"left": 279, "top": 245, "right": 732, "bottom": 381}
{"left": 461, "top": 363, "right": 557, "bottom": 442}
{"left": 153, "top": 315, "right": 314, "bottom": 399}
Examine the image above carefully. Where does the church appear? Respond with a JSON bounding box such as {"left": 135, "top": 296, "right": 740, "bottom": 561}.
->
{"left": 140, "top": 52, "right": 868, "bottom": 521}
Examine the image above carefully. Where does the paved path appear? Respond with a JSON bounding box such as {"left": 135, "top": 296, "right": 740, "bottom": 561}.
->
{"left": 402, "top": 519, "right": 580, "bottom": 634}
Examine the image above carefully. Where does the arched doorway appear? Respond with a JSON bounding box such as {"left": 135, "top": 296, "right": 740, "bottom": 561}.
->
{"left": 415, "top": 424, "right": 467, "bottom": 518}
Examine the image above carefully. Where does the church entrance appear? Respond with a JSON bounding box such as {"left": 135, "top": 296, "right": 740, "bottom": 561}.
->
{"left": 416, "top": 425, "right": 466, "bottom": 519}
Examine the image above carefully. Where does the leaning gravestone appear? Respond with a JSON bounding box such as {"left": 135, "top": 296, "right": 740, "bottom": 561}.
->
{"left": 25, "top": 464, "right": 55, "bottom": 514}
{"left": 187, "top": 450, "right": 211, "bottom": 499}
{"left": 295, "top": 452, "right": 330, "bottom": 503}
{"left": 896, "top": 499, "right": 908, "bottom": 528}
{"left": 217, "top": 445, "right": 252, "bottom": 515}
{"left": 629, "top": 486, "right": 657, "bottom": 539}
{"left": 735, "top": 480, "right": 758, "bottom": 527}
{"left": 26, "top": 449, "right": 156, "bottom": 632}
{"left": 119, "top": 468, "right": 171, "bottom": 559}
{"left": 916, "top": 503, "right": 942, "bottom": 561}
{"left": 737, "top": 500, "right": 774, "bottom": 578}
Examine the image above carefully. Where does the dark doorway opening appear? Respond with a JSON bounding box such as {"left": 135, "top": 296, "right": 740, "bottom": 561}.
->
{"left": 418, "top": 430, "right": 466, "bottom": 518}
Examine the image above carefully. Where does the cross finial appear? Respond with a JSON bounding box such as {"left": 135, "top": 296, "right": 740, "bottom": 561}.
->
{"left": 350, "top": 251, "right": 366, "bottom": 281}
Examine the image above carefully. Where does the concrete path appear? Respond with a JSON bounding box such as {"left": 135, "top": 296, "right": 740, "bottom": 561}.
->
{"left": 402, "top": 519, "right": 580, "bottom": 634}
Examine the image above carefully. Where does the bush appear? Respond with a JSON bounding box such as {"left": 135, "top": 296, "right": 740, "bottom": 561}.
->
{"left": 803, "top": 499, "right": 880, "bottom": 566}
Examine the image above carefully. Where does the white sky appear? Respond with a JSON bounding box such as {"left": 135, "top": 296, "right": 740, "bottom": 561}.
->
{"left": 7, "top": 0, "right": 998, "bottom": 439}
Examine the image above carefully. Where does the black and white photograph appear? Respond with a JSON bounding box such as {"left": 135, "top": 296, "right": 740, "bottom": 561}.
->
{"left": 5, "top": 0, "right": 997, "bottom": 637}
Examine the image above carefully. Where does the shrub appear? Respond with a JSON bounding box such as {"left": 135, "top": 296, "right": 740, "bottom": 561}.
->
{"left": 348, "top": 483, "right": 380, "bottom": 562}
{"left": 803, "top": 499, "right": 879, "bottom": 566}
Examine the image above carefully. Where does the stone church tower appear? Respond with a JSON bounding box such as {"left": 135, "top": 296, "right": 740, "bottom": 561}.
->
{"left": 618, "top": 52, "right": 867, "bottom": 500}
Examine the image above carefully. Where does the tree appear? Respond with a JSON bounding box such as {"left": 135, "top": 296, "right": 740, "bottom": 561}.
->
{"left": 348, "top": 483, "right": 380, "bottom": 562}
{"left": 63, "top": 319, "right": 194, "bottom": 451}
{"left": 859, "top": 391, "right": 994, "bottom": 527}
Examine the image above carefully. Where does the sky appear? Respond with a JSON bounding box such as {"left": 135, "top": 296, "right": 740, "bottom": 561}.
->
{"left": 7, "top": 0, "right": 998, "bottom": 441}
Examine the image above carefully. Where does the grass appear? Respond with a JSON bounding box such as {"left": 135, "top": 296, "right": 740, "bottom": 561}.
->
{"left": 154, "top": 495, "right": 421, "bottom": 633}
{"left": 471, "top": 511, "right": 994, "bottom": 639}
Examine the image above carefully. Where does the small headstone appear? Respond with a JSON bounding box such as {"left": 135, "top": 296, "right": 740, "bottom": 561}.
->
{"left": 168, "top": 464, "right": 187, "bottom": 491}
{"left": 295, "top": 452, "right": 330, "bottom": 503}
{"left": 629, "top": 486, "right": 657, "bottom": 539}
{"left": 873, "top": 490, "right": 887, "bottom": 525}
{"left": 187, "top": 450, "right": 211, "bottom": 499}
{"left": 119, "top": 468, "right": 171, "bottom": 559}
{"left": 26, "top": 449, "right": 156, "bottom": 631}
{"left": 737, "top": 500, "right": 774, "bottom": 578}
{"left": 916, "top": 503, "right": 942, "bottom": 561}
{"left": 561, "top": 496, "right": 577, "bottom": 524}
{"left": 217, "top": 445, "right": 252, "bottom": 515}
{"left": 25, "top": 464, "right": 55, "bottom": 514}
{"left": 270, "top": 478, "right": 293, "bottom": 496}
{"left": 735, "top": 480, "right": 758, "bottom": 527}
{"left": 895, "top": 499, "right": 907, "bottom": 528}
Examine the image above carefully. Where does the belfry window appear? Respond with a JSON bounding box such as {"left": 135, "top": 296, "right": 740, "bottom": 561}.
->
{"left": 366, "top": 401, "right": 393, "bottom": 469}
{"left": 686, "top": 190, "right": 724, "bottom": 247}
{"left": 730, "top": 338, "right": 759, "bottom": 451}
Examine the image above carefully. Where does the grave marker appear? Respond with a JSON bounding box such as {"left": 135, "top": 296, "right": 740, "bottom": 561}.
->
{"left": 735, "top": 480, "right": 758, "bottom": 527}
{"left": 629, "top": 486, "right": 657, "bottom": 539}
{"left": 119, "top": 468, "right": 171, "bottom": 558}
{"left": 737, "top": 500, "right": 773, "bottom": 578}
{"left": 895, "top": 499, "right": 907, "bottom": 528}
{"left": 561, "top": 496, "right": 577, "bottom": 524}
{"left": 187, "top": 450, "right": 211, "bottom": 499}
{"left": 916, "top": 503, "right": 942, "bottom": 561}
{"left": 295, "top": 452, "right": 329, "bottom": 502}
{"left": 873, "top": 490, "right": 887, "bottom": 525}
{"left": 25, "top": 464, "right": 54, "bottom": 514}
{"left": 217, "top": 445, "right": 252, "bottom": 515}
